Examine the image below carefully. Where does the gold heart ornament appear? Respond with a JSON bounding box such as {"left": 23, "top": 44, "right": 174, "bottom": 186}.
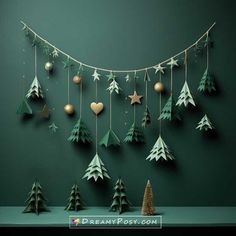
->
{"left": 90, "top": 102, "right": 104, "bottom": 115}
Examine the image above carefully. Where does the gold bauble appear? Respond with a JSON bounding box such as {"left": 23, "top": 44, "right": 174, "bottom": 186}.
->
{"left": 44, "top": 62, "right": 53, "bottom": 71}
{"left": 64, "top": 104, "right": 75, "bottom": 115}
{"left": 73, "top": 75, "right": 82, "bottom": 84}
{"left": 154, "top": 82, "right": 164, "bottom": 93}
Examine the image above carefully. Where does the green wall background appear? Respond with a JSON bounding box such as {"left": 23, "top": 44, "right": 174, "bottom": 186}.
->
{"left": 0, "top": 0, "right": 236, "bottom": 206}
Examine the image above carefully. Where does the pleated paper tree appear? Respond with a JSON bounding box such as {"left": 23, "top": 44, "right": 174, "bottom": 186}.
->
{"left": 142, "top": 106, "right": 151, "bottom": 128}
{"left": 124, "top": 123, "right": 144, "bottom": 143}
{"left": 99, "top": 129, "right": 120, "bottom": 147}
{"left": 196, "top": 114, "right": 214, "bottom": 131}
{"left": 176, "top": 81, "right": 195, "bottom": 107}
{"left": 141, "top": 180, "right": 155, "bottom": 216}
{"left": 159, "top": 95, "right": 180, "bottom": 121}
{"left": 110, "top": 178, "right": 131, "bottom": 214}
{"left": 198, "top": 69, "right": 216, "bottom": 93}
{"left": 16, "top": 98, "right": 32, "bottom": 115}
{"left": 83, "top": 153, "right": 110, "bottom": 181}
{"left": 65, "top": 184, "right": 83, "bottom": 211}
{"left": 26, "top": 76, "right": 44, "bottom": 99}
{"left": 23, "top": 180, "right": 49, "bottom": 215}
{"left": 146, "top": 135, "right": 174, "bottom": 162}
{"left": 68, "top": 119, "right": 92, "bottom": 143}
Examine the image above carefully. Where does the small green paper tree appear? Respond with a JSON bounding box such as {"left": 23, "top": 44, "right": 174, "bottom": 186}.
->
{"left": 176, "top": 81, "right": 195, "bottom": 107}
{"left": 159, "top": 95, "right": 180, "bottom": 121}
{"left": 99, "top": 129, "right": 120, "bottom": 147}
{"left": 23, "top": 180, "right": 49, "bottom": 215}
{"left": 196, "top": 114, "right": 214, "bottom": 131}
{"left": 124, "top": 123, "right": 145, "bottom": 143}
{"left": 26, "top": 76, "right": 44, "bottom": 99}
{"left": 83, "top": 153, "right": 110, "bottom": 181}
{"left": 142, "top": 106, "right": 151, "bottom": 128}
{"left": 65, "top": 184, "right": 83, "bottom": 212}
{"left": 146, "top": 135, "right": 174, "bottom": 162}
{"left": 110, "top": 178, "right": 131, "bottom": 214}
{"left": 68, "top": 119, "right": 92, "bottom": 143}
{"left": 16, "top": 98, "right": 32, "bottom": 115}
{"left": 198, "top": 69, "right": 216, "bottom": 93}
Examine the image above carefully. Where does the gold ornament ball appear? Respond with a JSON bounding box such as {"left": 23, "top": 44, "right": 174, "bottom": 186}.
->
{"left": 64, "top": 104, "right": 75, "bottom": 115}
{"left": 45, "top": 62, "right": 53, "bottom": 71}
{"left": 73, "top": 75, "right": 82, "bottom": 84}
{"left": 154, "top": 82, "right": 164, "bottom": 93}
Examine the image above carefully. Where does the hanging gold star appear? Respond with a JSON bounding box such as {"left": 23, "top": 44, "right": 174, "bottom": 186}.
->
{"left": 38, "top": 105, "right": 51, "bottom": 118}
{"left": 129, "top": 91, "right": 143, "bottom": 105}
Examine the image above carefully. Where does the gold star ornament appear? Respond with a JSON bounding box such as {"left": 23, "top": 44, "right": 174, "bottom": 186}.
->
{"left": 129, "top": 91, "right": 143, "bottom": 105}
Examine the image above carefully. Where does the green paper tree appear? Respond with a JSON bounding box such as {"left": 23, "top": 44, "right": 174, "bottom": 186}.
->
{"left": 68, "top": 119, "right": 92, "bottom": 143}
{"left": 26, "top": 76, "right": 44, "bottom": 99}
{"left": 107, "top": 79, "right": 121, "bottom": 94}
{"left": 65, "top": 184, "right": 83, "bottom": 212}
{"left": 16, "top": 98, "right": 33, "bottom": 115}
{"left": 198, "top": 69, "right": 216, "bottom": 93}
{"left": 99, "top": 129, "right": 120, "bottom": 147}
{"left": 159, "top": 95, "right": 180, "bottom": 121}
{"left": 146, "top": 135, "right": 174, "bottom": 162}
{"left": 142, "top": 106, "right": 151, "bottom": 128}
{"left": 124, "top": 123, "right": 145, "bottom": 143}
{"left": 48, "top": 123, "right": 58, "bottom": 133}
{"left": 196, "top": 114, "right": 214, "bottom": 131}
{"left": 83, "top": 153, "right": 111, "bottom": 181}
{"left": 176, "top": 81, "right": 195, "bottom": 107}
{"left": 23, "top": 180, "right": 49, "bottom": 215}
{"left": 110, "top": 178, "right": 131, "bottom": 214}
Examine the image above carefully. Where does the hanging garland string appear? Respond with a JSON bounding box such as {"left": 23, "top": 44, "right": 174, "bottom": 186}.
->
{"left": 20, "top": 21, "right": 216, "bottom": 74}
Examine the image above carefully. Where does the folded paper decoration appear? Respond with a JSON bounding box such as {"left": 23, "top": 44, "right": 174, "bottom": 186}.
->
{"left": 176, "top": 81, "right": 195, "bottom": 107}
{"left": 26, "top": 76, "right": 44, "bottom": 99}
{"left": 68, "top": 119, "right": 92, "bottom": 143}
{"left": 110, "top": 178, "right": 131, "bottom": 214}
{"left": 124, "top": 123, "right": 145, "bottom": 143}
{"left": 142, "top": 106, "right": 151, "bottom": 128}
{"left": 198, "top": 69, "right": 216, "bottom": 93}
{"left": 83, "top": 153, "right": 110, "bottom": 181}
{"left": 196, "top": 114, "right": 214, "bottom": 131}
{"left": 16, "top": 98, "right": 32, "bottom": 115}
{"left": 23, "top": 180, "right": 49, "bottom": 215}
{"left": 65, "top": 184, "right": 83, "bottom": 212}
{"left": 146, "top": 135, "right": 174, "bottom": 162}
{"left": 99, "top": 129, "right": 120, "bottom": 147}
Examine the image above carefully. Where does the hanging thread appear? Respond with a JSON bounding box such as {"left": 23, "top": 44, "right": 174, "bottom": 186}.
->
{"left": 110, "top": 93, "right": 112, "bottom": 130}
{"left": 206, "top": 31, "right": 209, "bottom": 70}
{"left": 159, "top": 72, "right": 162, "bottom": 134}
{"left": 185, "top": 50, "right": 188, "bottom": 81}
{"left": 79, "top": 78, "right": 83, "bottom": 119}
{"left": 67, "top": 66, "right": 70, "bottom": 103}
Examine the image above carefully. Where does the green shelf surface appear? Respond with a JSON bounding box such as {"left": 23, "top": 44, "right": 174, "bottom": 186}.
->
{"left": 0, "top": 207, "right": 236, "bottom": 227}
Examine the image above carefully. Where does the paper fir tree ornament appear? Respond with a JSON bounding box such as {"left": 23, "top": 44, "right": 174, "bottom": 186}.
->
{"left": 141, "top": 180, "right": 155, "bottom": 216}
{"left": 83, "top": 153, "right": 110, "bottom": 181}
{"left": 110, "top": 178, "right": 131, "bottom": 214}
{"left": 65, "top": 184, "right": 83, "bottom": 212}
{"left": 176, "top": 81, "right": 195, "bottom": 107}
{"left": 146, "top": 135, "right": 174, "bottom": 162}
{"left": 68, "top": 119, "right": 92, "bottom": 143}
{"left": 124, "top": 123, "right": 145, "bottom": 143}
{"left": 23, "top": 180, "right": 49, "bottom": 215}
{"left": 159, "top": 95, "right": 180, "bottom": 121}
{"left": 99, "top": 129, "right": 120, "bottom": 147}
{"left": 106, "top": 79, "right": 121, "bottom": 94}
{"left": 196, "top": 114, "right": 214, "bottom": 131}
{"left": 142, "top": 106, "right": 151, "bottom": 128}
{"left": 16, "top": 98, "right": 33, "bottom": 115}
{"left": 26, "top": 76, "right": 44, "bottom": 99}
{"left": 198, "top": 69, "right": 216, "bottom": 93}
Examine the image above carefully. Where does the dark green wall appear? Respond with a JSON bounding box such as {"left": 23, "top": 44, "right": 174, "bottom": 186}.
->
{"left": 0, "top": 0, "right": 236, "bottom": 206}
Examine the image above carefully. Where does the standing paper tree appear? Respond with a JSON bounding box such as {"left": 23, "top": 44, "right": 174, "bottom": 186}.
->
{"left": 83, "top": 153, "right": 110, "bottom": 181}
{"left": 110, "top": 178, "right": 131, "bottom": 214}
{"left": 68, "top": 118, "right": 92, "bottom": 143}
{"left": 141, "top": 180, "right": 155, "bottom": 216}
{"left": 65, "top": 184, "right": 83, "bottom": 211}
{"left": 23, "top": 180, "right": 49, "bottom": 215}
{"left": 196, "top": 114, "right": 214, "bottom": 131}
